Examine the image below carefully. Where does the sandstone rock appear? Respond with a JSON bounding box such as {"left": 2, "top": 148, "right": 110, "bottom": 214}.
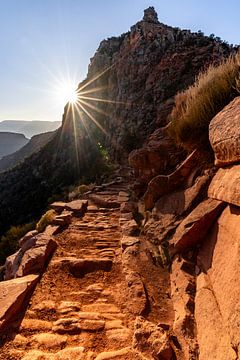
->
{"left": 121, "top": 236, "right": 140, "bottom": 250}
{"left": 52, "top": 211, "right": 72, "bottom": 226}
{"left": 50, "top": 201, "right": 66, "bottom": 214}
{"left": 133, "top": 316, "right": 173, "bottom": 359}
{"left": 95, "top": 347, "right": 132, "bottom": 360}
{"left": 171, "top": 198, "right": 225, "bottom": 253}
{"left": 44, "top": 225, "right": 60, "bottom": 236}
{"left": 55, "top": 347, "right": 85, "bottom": 360}
{"left": 5, "top": 234, "right": 57, "bottom": 280}
{"left": 209, "top": 97, "right": 240, "bottom": 166}
{"left": 82, "top": 303, "right": 119, "bottom": 314}
{"left": 196, "top": 205, "right": 240, "bottom": 357}
{"left": 22, "top": 350, "right": 53, "bottom": 360}
{"left": 65, "top": 199, "right": 88, "bottom": 216}
{"left": 53, "top": 317, "right": 105, "bottom": 334}
{"left": 129, "top": 127, "right": 183, "bottom": 186}
{"left": 195, "top": 273, "right": 236, "bottom": 360}
{"left": 121, "top": 219, "right": 139, "bottom": 236}
{"left": 67, "top": 258, "right": 112, "bottom": 277}
{"left": 170, "top": 258, "right": 198, "bottom": 359}
{"left": 0, "top": 274, "right": 39, "bottom": 333}
{"left": 125, "top": 272, "right": 147, "bottom": 316}
{"left": 19, "top": 230, "right": 38, "bottom": 247}
{"left": 32, "top": 333, "right": 67, "bottom": 349}
{"left": 16, "top": 237, "right": 57, "bottom": 278}
{"left": 144, "top": 150, "right": 201, "bottom": 210}
{"left": 208, "top": 165, "right": 240, "bottom": 206}
{"left": 20, "top": 318, "right": 52, "bottom": 331}
{"left": 153, "top": 173, "right": 210, "bottom": 217}
{"left": 58, "top": 301, "right": 81, "bottom": 314}
{"left": 88, "top": 195, "right": 120, "bottom": 209}
{"left": 120, "top": 201, "right": 135, "bottom": 213}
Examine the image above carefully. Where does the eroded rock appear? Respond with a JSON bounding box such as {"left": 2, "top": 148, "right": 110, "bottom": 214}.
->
{"left": 171, "top": 198, "right": 225, "bottom": 253}
{"left": 208, "top": 165, "right": 240, "bottom": 206}
{"left": 5, "top": 234, "right": 57, "bottom": 280}
{"left": 209, "top": 97, "right": 240, "bottom": 166}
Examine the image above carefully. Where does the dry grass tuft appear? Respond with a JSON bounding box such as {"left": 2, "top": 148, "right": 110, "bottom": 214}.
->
{"left": 168, "top": 51, "right": 240, "bottom": 149}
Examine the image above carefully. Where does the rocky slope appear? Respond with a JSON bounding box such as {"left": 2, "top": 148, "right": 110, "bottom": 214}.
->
{"left": 0, "top": 131, "right": 56, "bottom": 173}
{"left": 0, "top": 132, "right": 28, "bottom": 159}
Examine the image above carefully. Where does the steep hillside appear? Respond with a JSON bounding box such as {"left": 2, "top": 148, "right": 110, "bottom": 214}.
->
{"left": 0, "top": 120, "right": 61, "bottom": 138}
{"left": 0, "top": 7, "right": 232, "bottom": 240}
{"left": 0, "top": 131, "right": 56, "bottom": 173}
{"left": 0, "top": 132, "right": 28, "bottom": 159}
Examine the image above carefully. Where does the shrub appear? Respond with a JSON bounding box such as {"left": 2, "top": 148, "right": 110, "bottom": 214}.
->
{"left": 168, "top": 51, "right": 240, "bottom": 149}
{"left": 0, "top": 222, "right": 35, "bottom": 265}
{"left": 36, "top": 210, "right": 56, "bottom": 233}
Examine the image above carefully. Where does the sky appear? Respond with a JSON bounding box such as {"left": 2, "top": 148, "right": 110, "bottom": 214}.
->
{"left": 0, "top": 0, "right": 239, "bottom": 122}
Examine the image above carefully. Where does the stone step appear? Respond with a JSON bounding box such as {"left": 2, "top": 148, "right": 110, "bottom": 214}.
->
{"left": 52, "top": 317, "right": 105, "bottom": 334}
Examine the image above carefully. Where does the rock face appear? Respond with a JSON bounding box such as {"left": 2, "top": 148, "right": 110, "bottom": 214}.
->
{"left": 208, "top": 165, "right": 240, "bottom": 206}
{"left": 0, "top": 275, "right": 39, "bottom": 333}
{"left": 143, "top": 150, "right": 202, "bottom": 210}
{"left": 196, "top": 205, "right": 240, "bottom": 359}
{"left": 209, "top": 97, "right": 240, "bottom": 166}
{"left": 129, "top": 127, "right": 185, "bottom": 190}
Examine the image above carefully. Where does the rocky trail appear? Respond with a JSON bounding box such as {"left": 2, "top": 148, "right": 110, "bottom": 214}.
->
{"left": 0, "top": 180, "right": 176, "bottom": 359}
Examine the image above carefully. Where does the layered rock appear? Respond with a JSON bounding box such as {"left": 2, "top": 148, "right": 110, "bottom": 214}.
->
{"left": 208, "top": 165, "right": 240, "bottom": 206}
{"left": 209, "top": 97, "right": 240, "bottom": 166}
{"left": 171, "top": 198, "right": 225, "bottom": 253}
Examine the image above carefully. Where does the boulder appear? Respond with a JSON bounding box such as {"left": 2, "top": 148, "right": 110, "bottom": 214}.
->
{"left": 171, "top": 198, "right": 225, "bottom": 253}
{"left": 0, "top": 274, "right": 39, "bottom": 333}
{"left": 5, "top": 234, "right": 57, "bottom": 280}
{"left": 208, "top": 165, "right": 240, "bottom": 206}
{"left": 209, "top": 97, "right": 240, "bottom": 166}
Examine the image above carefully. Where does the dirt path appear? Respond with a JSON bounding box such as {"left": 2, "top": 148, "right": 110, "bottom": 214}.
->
{"left": 0, "top": 183, "right": 174, "bottom": 359}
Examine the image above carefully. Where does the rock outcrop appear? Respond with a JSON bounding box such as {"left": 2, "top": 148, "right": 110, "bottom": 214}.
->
{"left": 209, "top": 97, "right": 240, "bottom": 166}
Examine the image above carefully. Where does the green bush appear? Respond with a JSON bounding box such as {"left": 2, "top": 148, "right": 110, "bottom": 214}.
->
{"left": 168, "top": 51, "right": 240, "bottom": 149}
{"left": 0, "top": 222, "right": 35, "bottom": 265}
{"left": 36, "top": 210, "right": 56, "bottom": 233}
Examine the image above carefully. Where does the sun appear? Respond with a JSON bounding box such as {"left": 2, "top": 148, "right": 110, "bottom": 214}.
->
{"left": 55, "top": 80, "right": 78, "bottom": 106}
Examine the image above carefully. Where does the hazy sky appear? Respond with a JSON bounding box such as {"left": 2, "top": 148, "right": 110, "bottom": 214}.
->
{"left": 0, "top": 0, "right": 239, "bottom": 122}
